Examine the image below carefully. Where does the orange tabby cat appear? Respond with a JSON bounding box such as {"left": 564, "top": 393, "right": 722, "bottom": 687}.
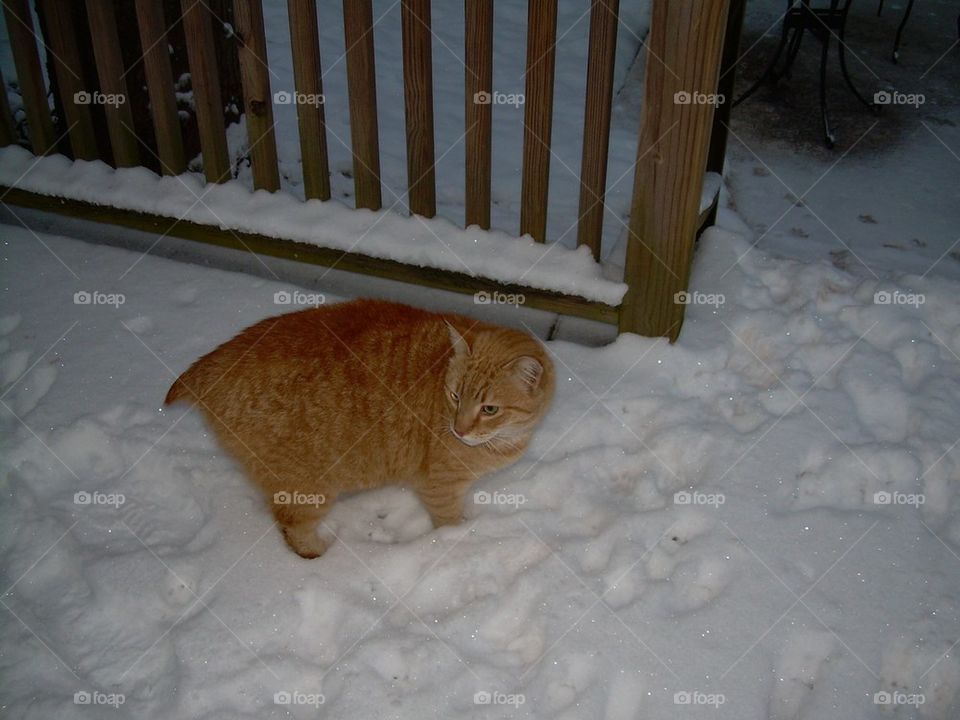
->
{"left": 165, "top": 298, "right": 554, "bottom": 558}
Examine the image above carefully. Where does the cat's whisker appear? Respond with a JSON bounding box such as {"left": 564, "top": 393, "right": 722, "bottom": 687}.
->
{"left": 483, "top": 435, "right": 523, "bottom": 456}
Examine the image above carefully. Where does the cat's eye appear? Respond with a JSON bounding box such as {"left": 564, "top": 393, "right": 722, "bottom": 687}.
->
{"left": 449, "top": 390, "right": 460, "bottom": 403}
{"left": 480, "top": 405, "right": 499, "bottom": 416}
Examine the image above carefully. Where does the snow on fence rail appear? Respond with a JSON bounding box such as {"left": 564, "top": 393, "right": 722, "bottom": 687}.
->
{"left": 0, "top": 0, "right": 738, "bottom": 339}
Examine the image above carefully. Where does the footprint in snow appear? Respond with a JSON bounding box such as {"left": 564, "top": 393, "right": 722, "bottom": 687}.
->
{"left": 10, "top": 364, "right": 58, "bottom": 415}
{"left": 123, "top": 315, "right": 154, "bottom": 334}
{"left": 1, "top": 348, "right": 31, "bottom": 384}
{"left": 643, "top": 514, "right": 737, "bottom": 614}
{"left": 172, "top": 286, "right": 199, "bottom": 305}
{"left": 541, "top": 652, "right": 600, "bottom": 714}
{"left": 327, "top": 486, "right": 432, "bottom": 546}
{"left": 477, "top": 576, "right": 545, "bottom": 666}
{"left": 767, "top": 631, "right": 835, "bottom": 720}
{"left": 0, "top": 314, "right": 21, "bottom": 335}
{"left": 0, "top": 324, "right": 60, "bottom": 413}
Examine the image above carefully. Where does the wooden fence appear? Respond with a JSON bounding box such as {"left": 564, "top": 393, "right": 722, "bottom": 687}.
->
{"left": 0, "top": 0, "right": 740, "bottom": 340}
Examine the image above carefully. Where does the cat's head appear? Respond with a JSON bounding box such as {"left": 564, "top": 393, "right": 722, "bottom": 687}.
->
{"left": 443, "top": 322, "right": 554, "bottom": 449}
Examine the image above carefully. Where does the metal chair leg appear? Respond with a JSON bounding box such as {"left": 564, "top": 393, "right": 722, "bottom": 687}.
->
{"left": 774, "top": 24, "right": 805, "bottom": 81}
{"left": 893, "top": 0, "right": 916, "bottom": 63}
{"left": 838, "top": 14, "right": 876, "bottom": 110}
{"left": 734, "top": 7, "right": 794, "bottom": 107}
{"left": 819, "top": 32, "right": 835, "bottom": 147}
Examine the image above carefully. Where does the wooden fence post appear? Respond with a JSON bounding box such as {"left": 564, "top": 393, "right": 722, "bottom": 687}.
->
{"left": 401, "top": 0, "right": 436, "bottom": 217}
{"left": 519, "top": 0, "right": 558, "bottom": 243}
{"left": 342, "top": 0, "right": 382, "bottom": 210}
{"left": 576, "top": 0, "right": 619, "bottom": 259}
{"left": 288, "top": 0, "right": 331, "bottom": 201}
{"left": 37, "top": 0, "right": 98, "bottom": 161}
{"left": 0, "top": 65, "right": 17, "bottom": 146}
{"left": 85, "top": 0, "right": 140, "bottom": 167}
{"left": 181, "top": 0, "right": 231, "bottom": 183}
{"left": 464, "top": 0, "right": 493, "bottom": 229}
{"left": 134, "top": 0, "right": 186, "bottom": 175}
{"left": 3, "top": 0, "right": 56, "bottom": 154}
{"left": 618, "top": 0, "right": 730, "bottom": 340}
{"left": 233, "top": 0, "right": 280, "bottom": 191}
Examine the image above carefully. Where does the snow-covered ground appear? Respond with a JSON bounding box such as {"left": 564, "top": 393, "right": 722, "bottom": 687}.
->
{"left": 2, "top": 0, "right": 960, "bottom": 718}
{"left": 3, "top": 210, "right": 960, "bottom": 719}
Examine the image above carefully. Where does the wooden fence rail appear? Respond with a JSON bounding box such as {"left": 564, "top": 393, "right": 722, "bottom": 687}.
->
{"left": 577, "top": 0, "right": 620, "bottom": 260}
{"left": 181, "top": 0, "right": 230, "bottom": 183}
{"left": 288, "top": 0, "right": 331, "bottom": 201}
{"left": 464, "top": 0, "right": 493, "bottom": 230}
{"left": 39, "top": 0, "right": 98, "bottom": 160}
{"left": 3, "top": 0, "right": 55, "bottom": 155}
{"left": 343, "top": 0, "right": 382, "bottom": 210}
{"left": 0, "top": 0, "right": 737, "bottom": 340}
{"left": 85, "top": 0, "right": 140, "bottom": 168}
{"left": 519, "top": 0, "right": 558, "bottom": 244}
{"left": 234, "top": 0, "right": 280, "bottom": 191}
{"left": 400, "top": 0, "right": 436, "bottom": 218}
{"left": 0, "top": 64, "right": 17, "bottom": 147}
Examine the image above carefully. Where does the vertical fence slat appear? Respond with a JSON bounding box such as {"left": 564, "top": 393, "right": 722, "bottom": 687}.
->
{"left": 288, "top": 0, "right": 331, "bottom": 200}
{"left": 464, "top": 0, "right": 492, "bottom": 229}
{"left": 181, "top": 0, "right": 230, "bottom": 183}
{"left": 134, "top": 0, "right": 186, "bottom": 175}
{"left": 576, "top": 0, "right": 619, "bottom": 260}
{"left": 38, "top": 0, "right": 98, "bottom": 160}
{"left": 0, "top": 65, "right": 17, "bottom": 146}
{"left": 519, "top": 0, "right": 558, "bottom": 243}
{"left": 233, "top": 0, "right": 280, "bottom": 191}
{"left": 400, "top": 0, "right": 436, "bottom": 217}
{"left": 3, "top": 0, "right": 55, "bottom": 154}
{"left": 618, "top": 0, "right": 730, "bottom": 340}
{"left": 85, "top": 0, "right": 139, "bottom": 167}
{"left": 342, "top": 0, "right": 382, "bottom": 210}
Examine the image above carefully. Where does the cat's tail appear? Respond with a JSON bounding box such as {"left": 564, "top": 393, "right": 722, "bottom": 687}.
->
{"left": 164, "top": 364, "right": 202, "bottom": 405}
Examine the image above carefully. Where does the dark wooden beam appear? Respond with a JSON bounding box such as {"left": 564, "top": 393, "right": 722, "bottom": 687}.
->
{"left": 0, "top": 185, "right": 619, "bottom": 324}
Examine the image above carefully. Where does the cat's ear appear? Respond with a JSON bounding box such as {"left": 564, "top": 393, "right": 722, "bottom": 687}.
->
{"left": 445, "top": 320, "right": 471, "bottom": 357}
{"left": 505, "top": 356, "right": 543, "bottom": 392}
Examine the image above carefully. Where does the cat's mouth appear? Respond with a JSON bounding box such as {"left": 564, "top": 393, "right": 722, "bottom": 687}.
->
{"left": 451, "top": 428, "right": 489, "bottom": 447}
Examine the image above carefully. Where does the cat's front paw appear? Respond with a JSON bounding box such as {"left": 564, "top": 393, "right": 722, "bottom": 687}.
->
{"left": 282, "top": 526, "right": 329, "bottom": 559}
{"left": 430, "top": 513, "right": 465, "bottom": 529}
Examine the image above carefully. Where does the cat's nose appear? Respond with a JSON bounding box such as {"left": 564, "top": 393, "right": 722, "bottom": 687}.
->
{"left": 453, "top": 418, "right": 471, "bottom": 437}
